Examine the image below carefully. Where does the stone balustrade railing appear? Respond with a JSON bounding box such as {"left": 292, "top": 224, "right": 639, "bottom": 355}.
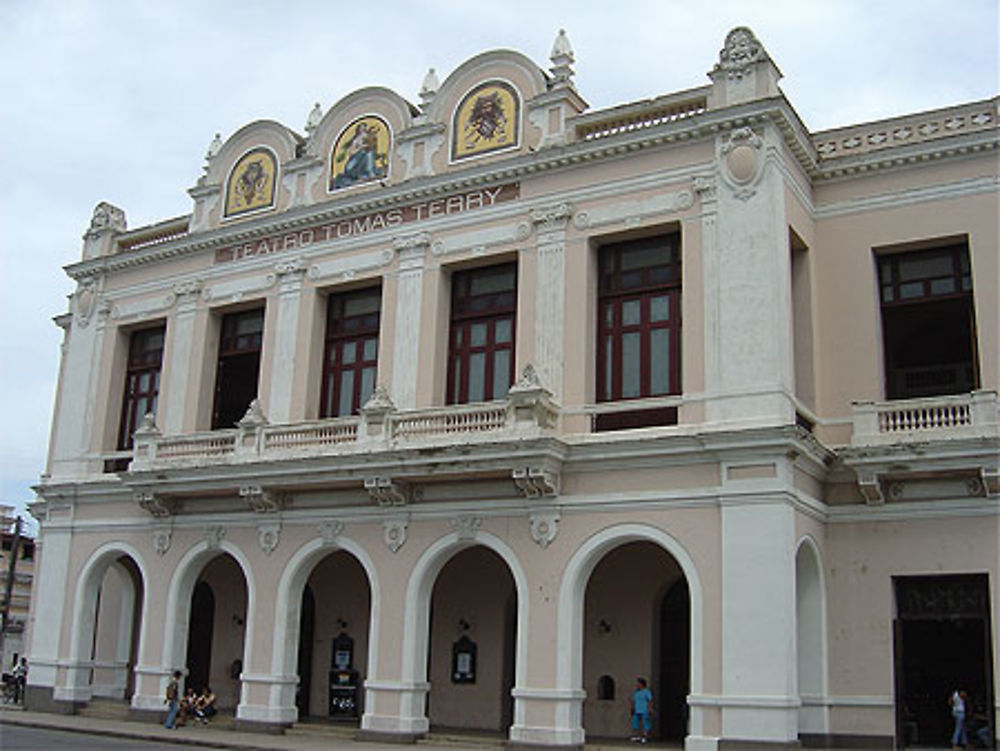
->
{"left": 851, "top": 390, "right": 998, "bottom": 447}
{"left": 129, "top": 369, "right": 558, "bottom": 472}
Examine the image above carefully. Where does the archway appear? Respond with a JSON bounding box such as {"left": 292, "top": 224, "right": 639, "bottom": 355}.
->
{"left": 582, "top": 541, "right": 688, "bottom": 741}
{"left": 795, "top": 538, "right": 827, "bottom": 741}
{"left": 556, "top": 524, "right": 704, "bottom": 748}
{"left": 426, "top": 546, "right": 517, "bottom": 733}
{"left": 66, "top": 544, "right": 148, "bottom": 704}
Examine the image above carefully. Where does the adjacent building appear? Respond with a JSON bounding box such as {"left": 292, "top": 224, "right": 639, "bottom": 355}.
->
{"left": 0, "top": 505, "right": 36, "bottom": 674}
{"left": 27, "top": 27, "right": 998, "bottom": 750}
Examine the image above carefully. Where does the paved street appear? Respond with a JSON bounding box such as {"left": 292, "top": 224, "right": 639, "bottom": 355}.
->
{"left": 0, "top": 724, "right": 219, "bottom": 750}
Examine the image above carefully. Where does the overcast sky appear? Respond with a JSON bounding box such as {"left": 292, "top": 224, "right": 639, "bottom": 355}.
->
{"left": 0, "top": 0, "right": 996, "bottom": 530}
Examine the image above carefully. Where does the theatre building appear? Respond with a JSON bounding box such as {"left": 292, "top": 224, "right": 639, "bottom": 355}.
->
{"left": 26, "top": 27, "right": 998, "bottom": 750}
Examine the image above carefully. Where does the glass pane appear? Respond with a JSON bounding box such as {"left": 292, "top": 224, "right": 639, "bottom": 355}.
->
{"left": 621, "top": 244, "right": 667, "bottom": 271}
{"left": 622, "top": 332, "right": 640, "bottom": 398}
{"left": 492, "top": 350, "right": 510, "bottom": 400}
{"left": 495, "top": 318, "right": 512, "bottom": 344}
{"left": 455, "top": 326, "right": 464, "bottom": 348}
{"left": 135, "top": 397, "right": 148, "bottom": 420}
{"left": 471, "top": 322, "right": 487, "bottom": 347}
{"left": 148, "top": 394, "right": 158, "bottom": 416}
{"left": 650, "top": 329, "right": 671, "bottom": 395}
{"left": 469, "top": 352, "right": 486, "bottom": 402}
{"left": 604, "top": 335, "right": 613, "bottom": 400}
{"left": 650, "top": 295, "right": 670, "bottom": 322}
{"left": 138, "top": 372, "right": 150, "bottom": 392}
{"left": 343, "top": 290, "right": 381, "bottom": 317}
{"left": 621, "top": 270, "right": 642, "bottom": 289}
{"left": 325, "top": 376, "right": 335, "bottom": 416}
{"left": 898, "top": 253, "right": 952, "bottom": 281}
{"left": 363, "top": 337, "right": 378, "bottom": 361}
{"left": 930, "top": 278, "right": 955, "bottom": 295}
{"left": 899, "top": 282, "right": 924, "bottom": 299}
{"left": 452, "top": 358, "right": 462, "bottom": 403}
{"left": 342, "top": 341, "right": 357, "bottom": 365}
{"left": 338, "top": 371, "right": 355, "bottom": 416}
{"left": 881, "top": 285, "right": 894, "bottom": 303}
{"left": 469, "top": 265, "right": 516, "bottom": 295}
{"left": 328, "top": 345, "right": 337, "bottom": 364}
{"left": 360, "top": 367, "right": 376, "bottom": 407}
{"left": 236, "top": 311, "right": 264, "bottom": 335}
{"left": 622, "top": 299, "right": 641, "bottom": 326}
{"left": 604, "top": 303, "right": 614, "bottom": 328}
{"left": 153, "top": 371, "right": 160, "bottom": 390}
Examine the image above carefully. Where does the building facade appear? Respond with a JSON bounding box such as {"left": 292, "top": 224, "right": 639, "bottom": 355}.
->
{"left": 0, "top": 505, "right": 35, "bottom": 673}
{"left": 27, "top": 27, "right": 998, "bottom": 750}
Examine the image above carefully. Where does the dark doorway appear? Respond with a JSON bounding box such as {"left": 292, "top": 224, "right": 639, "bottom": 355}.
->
{"left": 212, "top": 308, "right": 264, "bottom": 429}
{"left": 297, "top": 584, "right": 315, "bottom": 718}
{"left": 893, "top": 574, "right": 994, "bottom": 748}
{"left": 658, "top": 578, "right": 690, "bottom": 742}
{"left": 121, "top": 557, "right": 143, "bottom": 699}
{"left": 186, "top": 581, "right": 215, "bottom": 692}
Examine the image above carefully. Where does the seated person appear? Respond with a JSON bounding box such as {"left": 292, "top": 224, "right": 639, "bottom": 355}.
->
{"left": 194, "top": 686, "right": 217, "bottom": 724}
{"left": 176, "top": 687, "right": 196, "bottom": 726}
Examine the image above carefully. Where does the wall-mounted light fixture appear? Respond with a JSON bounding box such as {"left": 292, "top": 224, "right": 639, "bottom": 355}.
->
{"left": 598, "top": 619, "right": 612, "bottom": 634}
{"left": 458, "top": 618, "right": 470, "bottom": 632}
{"left": 336, "top": 617, "right": 348, "bottom": 630}
{"left": 232, "top": 613, "right": 244, "bottom": 627}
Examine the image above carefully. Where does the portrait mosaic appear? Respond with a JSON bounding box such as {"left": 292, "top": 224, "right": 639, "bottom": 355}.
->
{"left": 224, "top": 147, "right": 278, "bottom": 218}
{"left": 451, "top": 81, "right": 520, "bottom": 161}
{"left": 329, "top": 115, "right": 391, "bottom": 191}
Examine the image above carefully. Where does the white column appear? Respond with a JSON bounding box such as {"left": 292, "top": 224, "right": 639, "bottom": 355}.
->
{"left": 25, "top": 525, "right": 72, "bottom": 701}
{"left": 390, "top": 234, "right": 429, "bottom": 410}
{"left": 531, "top": 203, "right": 571, "bottom": 400}
{"left": 267, "top": 259, "right": 307, "bottom": 423}
{"left": 161, "top": 281, "right": 203, "bottom": 434}
{"left": 720, "top": 500, "right": 798, "bottom": 743}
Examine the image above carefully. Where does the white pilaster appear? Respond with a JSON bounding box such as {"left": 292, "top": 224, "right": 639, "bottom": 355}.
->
{"left": 390, "top": 234, "right": 429, "bottom": 409}
{"left": 25, "top": 524, "right": 72, "bottom": 692}
{"left": 161, "top": 282, "right": 202, "bottom": 434}
{"left": 267, "top": 259, "right": 307, "bottom": 423}
{"left": 531, "top": 203, "right": 571, "bottom": 401}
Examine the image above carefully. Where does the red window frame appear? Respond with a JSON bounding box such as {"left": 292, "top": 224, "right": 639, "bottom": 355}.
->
{"left": 320, "top": 286, "right": 381, "bottom": 417}
{"left": 117, "top": 325, "right": 166, "bottom": 450}
{"left": 597, "top": 234, "right": 682, "bottom": 402}
{"left": 447, "top": 263, "right": 517, "bottom": 404}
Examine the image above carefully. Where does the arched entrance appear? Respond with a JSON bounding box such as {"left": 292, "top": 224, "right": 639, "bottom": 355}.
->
{"left": 182, "top": 553, "right": 248, "bottom": 708}
{"left": 426, "top": 546, "right": 517, "bottom": 733}
{"left": 297, "top": 550, "right": 371, "bottom": 722}
{"left": 582, "top": 540, "right": 689, "bottom": 742}
{"left": 66, "top": 545, "right": 148, "bottom": 705}
{"left": 795, "top": 538, "right": 827, "bottom": 742}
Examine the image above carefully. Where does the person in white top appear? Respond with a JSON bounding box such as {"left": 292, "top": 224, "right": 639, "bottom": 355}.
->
{"left": 949, "top": 689, "right": 968, "bottom": 750}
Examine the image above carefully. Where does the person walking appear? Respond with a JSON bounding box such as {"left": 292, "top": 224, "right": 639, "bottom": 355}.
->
{"left": 164, "top": 670, "right": 182, "bottom": 729}
{"left": 629, "top": 676, "right": 654, "bottom": 743}
{"left": 12, "top": 658, "right": 27, "bottom": 704}
{"left": 950, "top": 688, "right": 969, "bottom": 750}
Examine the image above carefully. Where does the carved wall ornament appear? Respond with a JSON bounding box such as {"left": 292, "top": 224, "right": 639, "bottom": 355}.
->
{"left": 135, "top": 490, "right": 175, "bottom": 518}
{"left": 87, "top": 201, "right": 127, "bottom": 236}
{"left": 365, "top": 476, "right": 416, "bottom": 506}
{"left": 319, "top": 519, "right": 345, "bottom": 547}
{"left": 450, "top": 515, "right": 482, "bottom": 541}
{"left": 383, "top": 517, "right": 408, "bottom": 553}
{"left": 74, "top": 282, "right": 98, "bottom": 327}
{"left": 512, "top": 466, "right": 560, "bottom": 498}
{"left": 240, "top": 484, "right": 284, "bottom": 513}
{"left": 721, "top": 127, "right": 764, "bottom": 190}
{"left": 715, "top": 26, "right": 766, "bottom": 80}
{"left": 392, "top": 231, "right": 432, "bottom": 253}
{"left": 529, "top": 510, "right": 560, "bottom": 548}
{"left": 237, "top": 399, "right": 268, "bottom": 430}
{"left": 257, "top": 521, "right": 281, "bottom": 555}
{"left": 304, "top": 103, "right": 323, "bottom": 136}
{"left": 152, "top": 528, "right": 172, "bottom": 556}
{"left": 204, "top": 525, "right": 226, "bottom": 550}
{"left": 530, "top": 202, "right": 572, "bottom": 232}
{"left": 362, "top": 385, "right": 396, "bottom": 412}
{"left": 692, "top": 176, "right": 717, "bottom": 202}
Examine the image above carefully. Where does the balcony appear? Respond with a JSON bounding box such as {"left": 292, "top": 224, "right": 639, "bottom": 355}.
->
{"left": 851, "top": 390, "right": 998, "bottom": 447}
{"left": 130, "top": 368, "right": 558, "bottom": 473}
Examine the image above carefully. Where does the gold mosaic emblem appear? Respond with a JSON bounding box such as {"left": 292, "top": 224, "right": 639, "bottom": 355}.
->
{"left": 330, "top": 116, "right": 391, "bottom": 191}
{"left": 452, "top": 81, "right": 520, "bottom": 161}
{"left": 224, "top": 147, "right": 277, "bottom": 218}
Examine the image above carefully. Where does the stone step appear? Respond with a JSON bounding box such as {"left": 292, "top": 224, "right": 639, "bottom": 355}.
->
{"left": 77, "top": 698, "right": 130, "bottom": 720}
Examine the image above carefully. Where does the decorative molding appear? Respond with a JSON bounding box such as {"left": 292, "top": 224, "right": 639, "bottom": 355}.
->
{"left": 572, "top": 190, "right": 693, "bottom": 231}
{"left": 257, "top": 521, "right": 281, "bottom": 555}
{"left": 392, "top": 231, "right": 432, "bottom": 253}
{"left": 237, "top": 399, "right": 268, "bottom": 430}
{"left": 513, "top": 466, "right": 560, "bottom": 498}
{"left": 430, "top": 221, "right": 530, "bottom": 257}
{"left": 202, "top": 272, "right": 276, "bottom": 303}
{"left": 530, "top": 202, "right": 572, "bottom": 232}
{"left": 382, "top": 517, "right": 408, "bottom": 553}
{"left": 86, "top": 201, "right": 126, "bottom": 237}
{"left": 110, "top": 292, "right": 176, "bottom": 321}
{"left": 307, "top": 248, "right": 394, "bottom": 283}
{"left": 204, "top": 525, "right": 225, "bottom": 550}
{"left": 318, "top": 519, "right": 345, "bottom": 547}
{"left": 135, "top": 490, "right": 175, "bottom": 518}
{"left": 450, "top": 515, "right": 482, "bottom": 541}
{"left": 74, "top": 281, "right": 99, "bottom": 327}
{"left": 365, "top": 476, "right": 416, "bottom": 506}
{"left": 693, "top": 176, "right": 717, "bottom": 203}
{"left": 857, "top": 471, "right": 884, "bottom": 505}
{"left": 720, "top": 126, "right": 764, "bottom": 200}
{"left": 240, "top": 484, "right": 284, "bottom": 513}
{"left": 714, "top": 26, "right": 768, "bottom": 81}
{"left": 152, "top": 528, "right": 172, "bottom": 556}
{"left": 529, "top": 510, "right": 560, "bottom": 548}
{"left": 980, "top": 468, "right": 999, "bottom": 497}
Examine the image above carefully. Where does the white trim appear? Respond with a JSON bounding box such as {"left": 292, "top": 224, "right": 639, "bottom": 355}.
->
{"left": 815, "top": 175, "right": 998, "bottom": 219}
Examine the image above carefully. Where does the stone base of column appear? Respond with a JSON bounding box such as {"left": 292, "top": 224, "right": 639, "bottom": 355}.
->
{"left": 233, "top": 718, "right": 290, "bottom": 734}
{"left": 24, "top": 685, "right": 77, "bottom": 714}
{"left": 127, "top": 707, "right": 164, "bottom": 724}
{"left": 505, "top": 740, "right": 583, "bottom": 750}
{"left": 718, "top": 740, "right": 801, "bottom": 750}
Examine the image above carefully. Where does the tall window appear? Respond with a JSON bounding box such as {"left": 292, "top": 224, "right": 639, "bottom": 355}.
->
{"left": 117, "top": 325, "right": 165, "bottom": 450}
{"left": 596, "top": 234, "right": 681, "bottom": 429}
{"left": 878, "top": 243, "right": 978, "bottom": 399}
{"left": 321, "top": 286, "right": 381, "bottom": 417}
{"left": 212, "top": 308, "right": 264, "bottom": 429}
{"left": 448, "top": 263, "right": 517, "bottom": 404}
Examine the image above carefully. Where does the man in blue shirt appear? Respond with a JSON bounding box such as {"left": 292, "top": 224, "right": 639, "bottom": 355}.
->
{"left": 630, "top": 676, "right": 654, "bottom": 743}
